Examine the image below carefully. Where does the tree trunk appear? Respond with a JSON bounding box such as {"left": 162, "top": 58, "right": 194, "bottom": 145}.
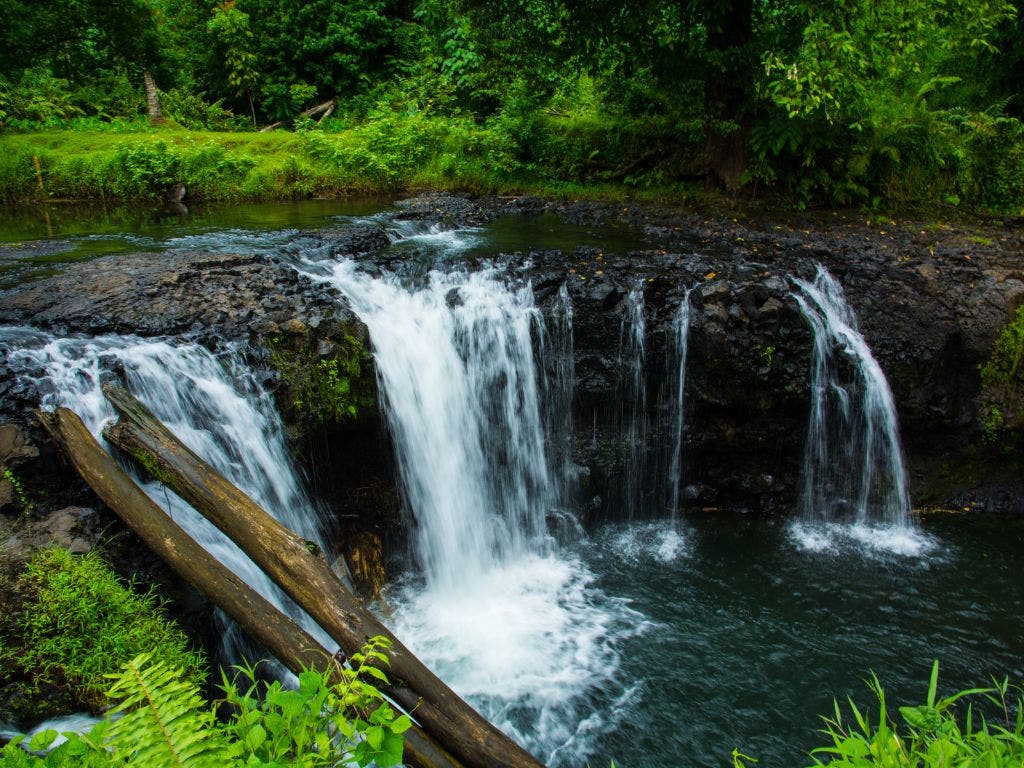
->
{"left": 702, "top": 0, "right": 753, "bottom": 193}
{"left": 36, "top": 406, "right": 463, "bottom": 768}
{"left": 99, "top": 385, "right": 543, "bottom": 768}
{"left": 144, "top": 71, "right": 166, "bottom": 124}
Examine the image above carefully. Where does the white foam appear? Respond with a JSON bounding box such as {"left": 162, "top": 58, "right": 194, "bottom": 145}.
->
{"left": 0, "top": 713, "right": 106, "bottom": 752}
{"left": 788, "top": 520, "right": 939, "bottom": 559}
{"left": 609, "top": 520, "right": 693, "bottom": 564}
{"left": 389, "top": 552, "right": 648, "bottom": 765}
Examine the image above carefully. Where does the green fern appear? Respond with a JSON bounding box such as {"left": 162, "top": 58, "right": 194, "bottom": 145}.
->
{"left": 104, "top": 653, "right": 239, "bottom": 768}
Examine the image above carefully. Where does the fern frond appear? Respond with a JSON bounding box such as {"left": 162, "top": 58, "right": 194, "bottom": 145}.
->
{"left": 104, "top": 653, "right": 238, "bottom": 768}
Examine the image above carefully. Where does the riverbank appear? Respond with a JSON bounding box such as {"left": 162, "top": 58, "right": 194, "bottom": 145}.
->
{"left": 4, "top": 125, "right": 1023, "bottom": 225}
{"left": 0, "top": 122, "right": 694, "bottom": 206}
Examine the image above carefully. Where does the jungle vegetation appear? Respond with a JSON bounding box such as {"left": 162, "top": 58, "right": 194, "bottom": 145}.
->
{"left": 0, "top": 0, "right": 1021, "bottom": 211}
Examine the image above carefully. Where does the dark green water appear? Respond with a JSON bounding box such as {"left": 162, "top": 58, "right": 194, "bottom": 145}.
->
{"left": 0, "top": 198, "right": 390, "bottom": 288}
{"left": 580, "top": 513, "right": 1024, "bottom": 766}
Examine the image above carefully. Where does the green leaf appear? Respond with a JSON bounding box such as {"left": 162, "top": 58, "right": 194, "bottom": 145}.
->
{"left": 244, "top": 724, "right": 267, "bottom": 751}
{"left": 365, "top": 725, "right": 385, "bottom": 750}
{"left": 927, "top": 659, "right": 939, "bottom": 707}
{"left": 28, "top": 730, "right": 58, "bottom": 752}
{"left": 390, "top": 715, "right": 412, "bottom": 734}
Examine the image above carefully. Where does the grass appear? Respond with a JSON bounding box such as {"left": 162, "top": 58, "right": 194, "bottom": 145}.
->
{"left": 0, "top": 118, "right": 697, "bottom": 205}
{"left": 0, "top": 547, "right": 206, "bottom": 717}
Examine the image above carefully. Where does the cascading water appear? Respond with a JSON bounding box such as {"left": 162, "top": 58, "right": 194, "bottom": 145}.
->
{"left": 318, "top": 262, "right": 554, "bottom": 586}
{"left": 1, "top": 328, "right": 333, "bottom": 660}
{"left": 665, "top": 290, "right": 693, "bottom": 519}
{"left": 541, "top": 283, "right": 577, "bottom": 518}
{"left": 615, "top": 282, "right": 647, "bottom": 518}
{"left": 307, "top": 258, "right": 644, "bottom": 764}
{"left": 791, "top": 265, "right": 912, "bottom": 530}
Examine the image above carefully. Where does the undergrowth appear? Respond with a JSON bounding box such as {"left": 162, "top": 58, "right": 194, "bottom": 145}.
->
{"left": 0, "top": 637, "right": 409, "bottom": 768}
{"left": 807, "top": 661, "right": 1024, "bottom": 767}
{"left": 0, "top": 547, "right": 206, "bottom": 719}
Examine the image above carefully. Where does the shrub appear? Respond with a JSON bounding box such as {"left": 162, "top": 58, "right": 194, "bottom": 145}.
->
{"left": 0, "top": 547, "right": 206, "bottom": 716}
{"left": 0, "top": 637, "right": 410, "bottom": 768}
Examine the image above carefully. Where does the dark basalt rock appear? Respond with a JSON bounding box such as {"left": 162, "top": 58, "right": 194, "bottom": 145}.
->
{"left": 2, "top": 196, "right": 1023, "bottom": 523}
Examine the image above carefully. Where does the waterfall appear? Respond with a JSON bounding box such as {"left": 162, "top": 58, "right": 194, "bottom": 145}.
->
{"left": 2, "top": 328, "right": 333, "bottom": 660}
{"left": 665, "top": 290, "right": 693, "bottom": 518}
{"left": 317, "top": 262, "right": 555, "bottom": 587}
{"left": 615, "top": 282, "right": 647, "bottom": 518}
{"left": 791, "top": 266, "right": 912, "bottom": 528}
{"left": 308, "top": 259, "right": 641, "bottom": 764}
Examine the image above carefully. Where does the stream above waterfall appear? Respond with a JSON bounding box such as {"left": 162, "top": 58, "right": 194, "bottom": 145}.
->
{"left": 2, "top": 195, "right": 1022, "bottom": 767}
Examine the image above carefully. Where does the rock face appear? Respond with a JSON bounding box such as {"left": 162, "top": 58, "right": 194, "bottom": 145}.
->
{"left": 1, "top": 193, "right": 1023, "bottom": 524}
{"left": 511, "top": 203, "right": 1024, "bottom": 515}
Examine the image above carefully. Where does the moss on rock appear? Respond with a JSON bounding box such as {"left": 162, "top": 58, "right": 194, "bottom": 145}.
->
{"left": 979, "top": 303, "right": 1024, "bottom": 438}
{"left": 266, "top": 320, "right": 376, "bottom": 434}
{"left": 0, "top": 547, "right": 207, "bottom": 724}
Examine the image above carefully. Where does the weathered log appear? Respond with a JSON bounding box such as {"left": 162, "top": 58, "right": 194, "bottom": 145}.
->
{"left": 37, "top": 406, "right": 462, "bottom": 768}
{"left": 259, "top": 98, "right": 338, "bottom": 132}
{"left": 99, "top": 384, "right": 543, "bottom": 768}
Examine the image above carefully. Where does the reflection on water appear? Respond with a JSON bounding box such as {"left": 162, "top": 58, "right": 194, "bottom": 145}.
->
{"left": 0, "top": 197, "right": 392, "bottom": 288}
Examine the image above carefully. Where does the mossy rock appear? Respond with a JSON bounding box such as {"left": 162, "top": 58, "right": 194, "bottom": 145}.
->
{"left": 266, "top": 320, "right": 377, "bottom": 434}
{"left": 979, "top": 303, "right": 1024, "bottom": 439}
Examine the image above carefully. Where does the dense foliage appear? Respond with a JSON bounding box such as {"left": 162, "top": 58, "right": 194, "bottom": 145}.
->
{"left": 0, "top": 637, "right": 410, "bottom": 768}
{"left": 0, "top": 0, "right": 1022, "bottom": 209}
{"left": 0, "top": 547, "right": 206, "bottom": 721}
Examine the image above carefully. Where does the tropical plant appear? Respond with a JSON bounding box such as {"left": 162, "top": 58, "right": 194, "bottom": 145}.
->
{"left": 0, "top": 637, "right": 410, "bottom": 768}
{"left": 808, "top": 660, "right": 1024, "bottom": 767}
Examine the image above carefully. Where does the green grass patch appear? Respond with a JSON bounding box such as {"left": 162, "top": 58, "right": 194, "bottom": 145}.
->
{"left": 0, "top": 547, "right": 206, "bottom": 719}
{"left": 0, "top": 116, "right": 696, "bottom": 205}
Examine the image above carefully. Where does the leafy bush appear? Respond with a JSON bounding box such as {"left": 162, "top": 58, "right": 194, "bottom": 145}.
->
{"left": 808, "top": 661, "right": 1024, "bottom": 767}
{"left": 0, "top": 547, "right": 206, "bottom": 716}
{"left": 160, "top": 89, "right": 241, "bottom": 132}
{"left": 0, "top": 69, "right": 82, "bottom": 127}
{"left": 0, "top": 638, "right": 410, "bottom": 768}
{"left": 755, "top": 0, "right": 1022, "bottom": 210}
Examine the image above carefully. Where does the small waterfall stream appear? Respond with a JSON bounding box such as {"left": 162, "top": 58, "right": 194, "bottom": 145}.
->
{"left": 615, "top": 282, "right": 647, "bottom": 518}
{"left": 791, "top": 265, "right": 912, "bottom": 529}
{"left": 541, "top": 284, "right": 577, "bottom": 516}
{"left": 665, "top": 290, "right": 693, "bottom": 519}
{"left": 2, "top": 329, "right": 334, "bottom": 661}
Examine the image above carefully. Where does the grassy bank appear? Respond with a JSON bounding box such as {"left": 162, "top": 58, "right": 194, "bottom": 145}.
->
{"left": 0, "top": 118, "right": 696, "bottom": 206}
{"left": 3, "top": 116, "right": 1022, "bottom": 215}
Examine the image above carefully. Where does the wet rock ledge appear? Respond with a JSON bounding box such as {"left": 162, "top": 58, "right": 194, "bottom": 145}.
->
{"left": 0, "top": 192, "right": 1023, "bottom": 531}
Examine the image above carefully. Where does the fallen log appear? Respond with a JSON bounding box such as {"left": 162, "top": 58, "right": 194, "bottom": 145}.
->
{"left": 259, "top": 98, "right": 337, "bottom": 132}
{"left": 37, "top": 407, "right": 462, "bottom": 768}
{"left": 100, "top": 384, "right": 544, "bottom": 768}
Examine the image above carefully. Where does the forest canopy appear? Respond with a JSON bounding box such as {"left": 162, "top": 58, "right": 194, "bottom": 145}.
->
{"left": 1, "top": 0, "right": 1022, "bottom": 210}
